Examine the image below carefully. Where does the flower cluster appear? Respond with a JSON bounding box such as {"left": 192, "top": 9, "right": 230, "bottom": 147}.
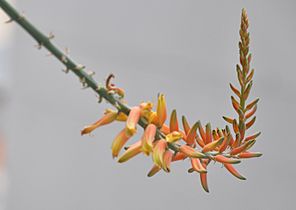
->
{"left": 81, "top": 9, "right": 261, "bottom": 192}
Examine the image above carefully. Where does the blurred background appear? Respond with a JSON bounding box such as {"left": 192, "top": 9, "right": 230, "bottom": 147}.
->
{"left": 0, "top": 0, "right": 295, "bottom": 209}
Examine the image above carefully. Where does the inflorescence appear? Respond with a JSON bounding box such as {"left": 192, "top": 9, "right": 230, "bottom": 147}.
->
{"left": 80, "top": 9, "right": 262, "bottom": 192}
{"left": 0, "top": 0, "right": 261, "bottom": 192}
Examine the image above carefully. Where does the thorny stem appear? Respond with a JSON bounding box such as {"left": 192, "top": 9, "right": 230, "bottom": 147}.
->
{"left": 0, "top": 0, "right": 186, "bottom": 154}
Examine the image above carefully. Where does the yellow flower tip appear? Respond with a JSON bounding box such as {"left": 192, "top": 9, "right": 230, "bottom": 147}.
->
{"left": 81, "top": 110, "right": 117, "bottom": 135}
{"left": 116, "top": 112, "right": 128, "bottom": 121}
{"left": 141, "top": 124, "right": 157, "bottom": 156}
{"left": 156, "top": 94, "right": 167, "bottom": 127}
{"left": 152, "top": 139, "right": 167, "bottom": 168}
{"left": 165, "top": 131, "right": 183, "bottom": 143}
{"left": 126, "top": 106, "right": 141, "bottom": 134}
{"left": 118, "top": 141, "right": 142, "bottom": 163}
{"left": 111, "top": 128, "right": 133, "bottom": 158}
{"left": 179, "top": 145, "right": 206, "bottom": 159}
{"left": 140, "top": 102, "right": 154, "bottom": 111}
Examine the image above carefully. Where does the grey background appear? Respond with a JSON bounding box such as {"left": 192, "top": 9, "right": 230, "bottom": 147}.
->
{"left": 2, "top": 0, "right": 296, "bottom": 209}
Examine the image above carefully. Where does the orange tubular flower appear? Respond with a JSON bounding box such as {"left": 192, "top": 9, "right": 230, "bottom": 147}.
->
{"left": 200, "top": 160, "right": 210, "bottom": 193}
{"left": 169, "top": 110, "right": 179, "bottom": 132}
{"left": 224, "top": 163, "right": 246, "bottom": 180}
{"left": 172, "top": 152, "right": 187, "bottom": 161}
{"left": 219, "top": 133, "right": 231, "bottom": 153}
{"left": 141, "top": 124, "right": 157, "bottom": 155}
{"left": 205, "top": 123, "right": 212, "bottom": 144}
{"left": 147, "top": 165, "right": 161, "bottom": 177}
{"left": 185, "top": 122, "right": 199, "bottom": 145}
{"left": 156, "top": 94, "right": 167, "bottom": 127}
{"left": 152, "top": 139, "right": 167, "bottom": 168}
{"left": 214, "top": 155, "right": 241, "bottom": 164}
{"left": 238, "top": 151, "right": 262, "bottom": 158}
{"left": 197, "top": 121, "right": 206, "bottom": 142}
{"left": 118, "top": 140, "right": 142, "bottom": 163}
{"left": 179, "top": 145, "right": 206, "bottom": 158}
{"left": 162, "top": 150, "right": 173, "bottom": 172}
{"left": 191, "top": 158, "right": 207, "bottom": 173}
{"left": 230, "top": 139, "right": 256, "bottom": 155}
{"left": 111, "top": 128, "right": 133, "bottom": 158}
{"left": 182, "top": 116, "right": 191, "bottom": 135}
{"left": 81, "top": 109, "right": 118, "bottom": 135}
{"left": 126, "top": 106, "right": 141, "bottom": 135}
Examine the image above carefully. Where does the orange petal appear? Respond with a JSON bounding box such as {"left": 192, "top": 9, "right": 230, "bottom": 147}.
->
{"left": 186, "top": 122, "right": 199, "bottom": 145}
{"left": 111, "top": 128, "right": 133, "bottom": 158}
{"left": 230, "top": 139, "right": 256, "bottom": 155}
{"left": 126, "top": 106, "right": 141, "bottom": 135}
{"left": 81, "top": 111, "right": 117, "bottom": 135}
{"left": 243, "top": 80, "right": 253, "bottom": 100}
{"left": 156, "top": 94, "right": 167, "bottom": 127}
{"left": 196, "top": 136, "right": 205, "bottom": 148}
{"left": 224, "top": 163, "right": 246, "bottom": 180}
{"left": 141, "top": 124, "right": 157, "bottom": 155}
{"left": 162, "top": 150, "right": 173, "bottom": 172}
{"left": 246, "top": 98, "right": 259, "bottom": 111}
{"left": 244, "top": 132, "right": 261, "bottom": 141}
{"left": 229, "top": 83, "right": 241, "bottom": 97}
{"left": 118, "top": 140, "right": 142, "bottom": 163}
{"left": 197, "top": 121, "right": 206, "bottom": 141}
{"left": 232, "top": 119, "right": 239, "bottom": 134}
{"left": 152, "top": 139, "right": 167, "bottom": 168}
{"left": 147, "top": 165, "right": 161, "bottom": 177}
{"left": 179, "top": 145, "right": 206, "bottom": 158}
{"left": 172, "top": 152, "right": 187, "bottom": 161}
{"left": 219, "top": 134, "right": 231, "bottom": 153}
{"left": 202, "top": 137, "right": 224, "bottom": 153}
{"left": 223, "top": 116, "right": 233, "bottom": 124}
{"left": 232, "top": 133, "right": 241, "bottom": 148}
{"left": 212, "top": 130, "right": 219, "bottom": 140}
{"left": 182, "top": 116, "right": 190, "bottom": 135}
{"left": 169, "top": 109, "right": 179, "bottom": 132}
{"left": 214, "top": 155, "right": 241, "bottom": 164}
{"left": 246, "top": 69, "right": 254, "bottom": 83}
{"left": 246, "top": 116, "right": 256, "bottom": 129}
{"left": 231, "top": 96, "right": 240, "bottom": 112}
{"left": 200, "top": 160, "right": 209, "bottom": 193}
{"left": 205, "top": 123, "right": 212, "bottom": 144}
{"left": 191, "top": 158, "right": 207, "bottom": 173}
{"left": 245, "top": 105, "right": 257, "bottom": 119}
{"left": 160, "top": 124, "right": 170, "bottom": 135}
{"left": 238, "top": 151, "right": 262, "bottom": 158}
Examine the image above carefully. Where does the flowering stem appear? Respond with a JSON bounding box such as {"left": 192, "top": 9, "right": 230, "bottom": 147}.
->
{"left": 0, "top": 0, "right": 184, "bottom": 154}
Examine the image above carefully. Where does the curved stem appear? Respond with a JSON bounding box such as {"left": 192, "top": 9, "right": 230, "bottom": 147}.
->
{"left": 0, "top": 0, "right": 182, "bottom": 152}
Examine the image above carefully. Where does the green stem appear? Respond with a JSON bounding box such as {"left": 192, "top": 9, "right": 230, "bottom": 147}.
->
{"left": 0, "top": 0, "right": 231, "bottom": 159}
{"left": 0, "top": 0, "right": 175, "bottom": 150}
